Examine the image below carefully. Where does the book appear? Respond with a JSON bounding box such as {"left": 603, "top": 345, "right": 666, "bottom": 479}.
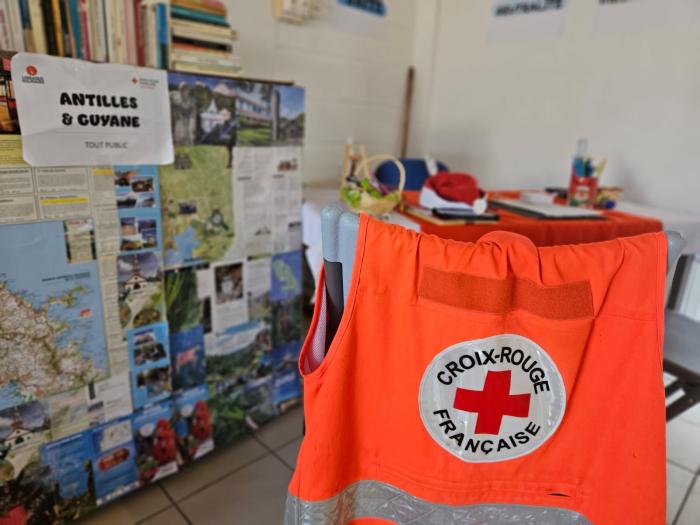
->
{"left": 50, "top": 0, "right": 64, "bottom": 55}
{"left": 172, "top": 35, "right": 229, "bottom": 52}
{"left": 170, "top": 4, "right": 226, "bottom": 25}
{"left": 58, "top": 0, "right": 73, "bottom": 56}
{"left": 122, "top": 0, "right": 135, "bottom": 63}
{"left": 156, "top": 1, "right": 168, "bottom": 68}
{"left": 171, "top": 0, "right": 225, "bottom": 16}
{"left": 171, "top": 17, "right": 231, "bottom": 36}
{"left": 0, "top": 1, "right": 13, "bottom": 51}
{"left": 77, "top": 0, "right": 90, "bottom": 59}
{"left": 41, "top": 0, "right": 58, "bottom": 55}
{"left": 172, "top": 25, "right": 233, "bottom": 46}
{"left": 27, "top": 0, "right": 47, "bottom": 53}
{"left": 92, "top": 0, "right": 107, "bottom": 60}
{"left": 171, "top": 60, "right": 241, "bottom": 77}
{"left": 171, "top": 48, "right": 239, "bottom": 67}
{"left": 67, "top": 0, "right": 81, "bottom": 58}
{"left": 19, "top": 0, "right": 35, "bottom": 52}
{"left": 7, "top": 0, "right": 25, "bottom": 51}
{"left": 133, "top": 0, "right": 144, "bottom": 65}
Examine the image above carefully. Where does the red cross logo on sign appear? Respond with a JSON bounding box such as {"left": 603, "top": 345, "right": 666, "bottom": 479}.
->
{"left": 453, "top": 370, "right": 531, "bottom": 434}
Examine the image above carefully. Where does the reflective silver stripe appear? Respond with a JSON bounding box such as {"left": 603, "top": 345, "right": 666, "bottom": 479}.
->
{"left": 285, "top": 480, "right": 593, "bottom": 525}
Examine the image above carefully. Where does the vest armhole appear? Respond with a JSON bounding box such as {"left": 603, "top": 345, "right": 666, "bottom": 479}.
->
{"left": 298, "top": 214, "right": 369, "bottom": 380}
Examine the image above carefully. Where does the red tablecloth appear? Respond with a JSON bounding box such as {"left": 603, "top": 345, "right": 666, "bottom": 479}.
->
{"left": 402, "top": 191, "right": 663, "bottom": 246}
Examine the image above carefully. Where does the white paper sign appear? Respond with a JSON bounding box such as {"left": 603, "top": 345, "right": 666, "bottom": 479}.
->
{"left": 11, "top": 53, "right": 174, "bottom": 167}
{"left": 489, "top": 0, "right": 568, "bottom": 41}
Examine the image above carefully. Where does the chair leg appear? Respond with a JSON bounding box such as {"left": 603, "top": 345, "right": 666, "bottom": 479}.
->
{"left": 666, "top": 383, "right": 700, "bottom": 421}
{"left": 666, "top": 379, "right": 683, "bottom": 397}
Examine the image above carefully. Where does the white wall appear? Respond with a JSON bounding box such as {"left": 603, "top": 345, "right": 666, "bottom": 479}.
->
{"left": 226, "top": 0, "right": 416, "bottom": 183}
{"left": 410, "top": 0, "right": 700, "bottom": 213}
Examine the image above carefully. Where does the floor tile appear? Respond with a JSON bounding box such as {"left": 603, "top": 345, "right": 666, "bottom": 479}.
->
{"left": 667, "top": 462, "right": 695, "bottom": 524}
{"left": 76, "top": 485, "right": 170, "bottom": 524}
{"left": 679, "top": 402, "right": 700, "bottom": 428}
{"left": 677, "top": 476, "right": 700, "bottom": 525}
{"left": 180, "top": 455, "right": 292, "bottom": 525}
{"left": 160, "top": 433, "right": 268, "bottom": 502}
{"left": 667, "top": 418, "right": 700, "bottom": 472}
{"left": 664, "top": 372, "right": 677, "bottom": 386}
{"left": 254, "top": 405, "right": 304, "bottom": 450}
{"left": 277, "top": 436, "right": 302, "bottom": 469}
{"left": 140, "top": 507, "right": 189, "bottom": 525}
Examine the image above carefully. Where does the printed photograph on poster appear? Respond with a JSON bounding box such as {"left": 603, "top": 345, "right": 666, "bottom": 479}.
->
{"left": 115, "top": 166, "right": 162, "bottom": 254}
{"left": 262, "top": 339, "right": 303, "bottom": 412}
{"left": 90, "top": 417, "right": 139, "bottom": 506}
{"left": 0, "top": 220, "right": 109, "bottom": 410}
{"left": 234, "top": 81, "right": 274, "bottom": 147}
{"left": 272, "top": 86, "right": 305, "bottom": 146}
{"left": 161, "top": 145, "right": 235, "bottom": 268}
{"left": 117, "top": 252, "right": 165, "bottom": 331}
{"left": 86, "top": 371, "right": 134, "bottom": 427}
{"left": 0, "top": 51, "right": 19, "bottom": 134}
{"left": 63, "top": 218, "right": 97, "bottom": 263}
{"left": 169, "top": 72, "right": 238, "bottom": 152}
{"left": 205, "top": 321, "right": 275, "bottom": 445}
{"left": 0, "top": 401, "right": 50, "bottom": 482}
{"left": 127, "top": 322, "right": 173, "bottom": 409}
{"left": 165, "top": 264, "right": 212, "bottom": 334}
{"left": 39, "top": 430, "right": 97, "bottom": 522}
{"left": 47, "top": 387, "right": 90, "bottom": 439}
{"left": 246, "top": 256, "right": 272, "bottom": 325}
{"left": 271, "top": 251, "right": 302, "bottom": 303}
{"left": 132, "top": 401, "right": 178, "bottom": 486}
{"left": 171, "top": 325, "right": 207, "bottom": 391}
{"left": 212, "top": 261, "right": 248, "bottom": 332}
{"left": 114, "top": 166, "right": 159, "bottom": 210}
{"left": 272, "top": 296, "right": 303, "bottom": 347}
{"left": 489, "top": 0, "right": 568, "bottom": 41}
{"left": 173, "top": 385, "right": 214, "bottom": 466}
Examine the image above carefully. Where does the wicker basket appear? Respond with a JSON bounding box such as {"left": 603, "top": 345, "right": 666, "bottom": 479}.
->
{"left": 340, "top": 154, "right": 406, "bottom": 216}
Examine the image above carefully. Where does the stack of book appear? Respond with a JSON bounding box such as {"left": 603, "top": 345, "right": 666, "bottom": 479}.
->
{"left": 0, "top": 0, "right": 240, "bottom": 75}
{"left": 170, "top": 0, "right": 239, "bottom": 76}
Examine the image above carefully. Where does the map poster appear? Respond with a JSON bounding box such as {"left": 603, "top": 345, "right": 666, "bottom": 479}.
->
{"left": 127, "top": 322, "right": 173, "bottom": 409}
{"left": 132, "top": 400, "right": 178, "bottom": 486}
{"left": 161, "top": 145, "right": 236, "bottom": 268}
{"left": 11, "top": 53, "right": 174, "bottom": 167}
{"left": 173, "top": 385, "right": 214, "bottom": 466}
{"left": 90, "top": 416, "right": 138, "bottom": 506}
{"left": 39, "top": 430, "right": 97, "bottom": 521}
{"left": 0, "top": 220, "right": 110, "bottom": 410}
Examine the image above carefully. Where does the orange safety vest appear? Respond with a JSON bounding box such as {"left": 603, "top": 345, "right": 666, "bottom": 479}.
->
{"left": 287, "top": 215, "right": 667, "bottom": 525}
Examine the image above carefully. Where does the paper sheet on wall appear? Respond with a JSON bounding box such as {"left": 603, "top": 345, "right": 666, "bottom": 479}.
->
{"left": 489, "top": 0, "right": 569, "bottom": 41}
{"left": 591, "top": 0, "right": 700, "bottom": 33}
{"left": 11, "top": 53, "right": 173, "bottom": 166}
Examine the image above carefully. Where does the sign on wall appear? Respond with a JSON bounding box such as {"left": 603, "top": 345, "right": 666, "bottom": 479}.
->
{"left": 11, "top": 53, "right": 174, "bottom": 167}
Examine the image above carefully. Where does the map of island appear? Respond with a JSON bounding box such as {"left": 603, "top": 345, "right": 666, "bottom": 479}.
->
{"left": 161, "top": 145, "right": 235, "bottom": 268}
{"left": 0, "top": 221, "right": 109, "bottom": 410}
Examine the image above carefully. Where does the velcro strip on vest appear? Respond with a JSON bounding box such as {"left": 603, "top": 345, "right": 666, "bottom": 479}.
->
{"left": 419, "top": 266, "right": 593, "bottom": 320}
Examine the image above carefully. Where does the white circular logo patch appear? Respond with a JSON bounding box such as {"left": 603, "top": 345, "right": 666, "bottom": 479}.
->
{"left": 419, "top": 334, "right": 566, "bottom": 463}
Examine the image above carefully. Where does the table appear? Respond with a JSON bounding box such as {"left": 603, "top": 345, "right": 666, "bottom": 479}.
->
{"left": 403, "top": 190, "right": 665, "bottom": 247}
{"left": 302, "top": 186, "right": 700, "bottom": 305}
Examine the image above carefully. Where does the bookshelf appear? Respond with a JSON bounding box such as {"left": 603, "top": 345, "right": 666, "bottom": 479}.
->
{"left": 1, "top": 0, "right": 241, "bottom": 76}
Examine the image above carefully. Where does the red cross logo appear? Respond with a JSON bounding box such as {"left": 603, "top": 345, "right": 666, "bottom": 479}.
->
{"left": 453, "top": 370, "right": 531, "bottom": 435}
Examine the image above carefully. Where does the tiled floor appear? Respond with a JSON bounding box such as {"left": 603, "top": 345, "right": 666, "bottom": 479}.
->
{"left": 78, "top": 401, "right": 700, "bottom": 525}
